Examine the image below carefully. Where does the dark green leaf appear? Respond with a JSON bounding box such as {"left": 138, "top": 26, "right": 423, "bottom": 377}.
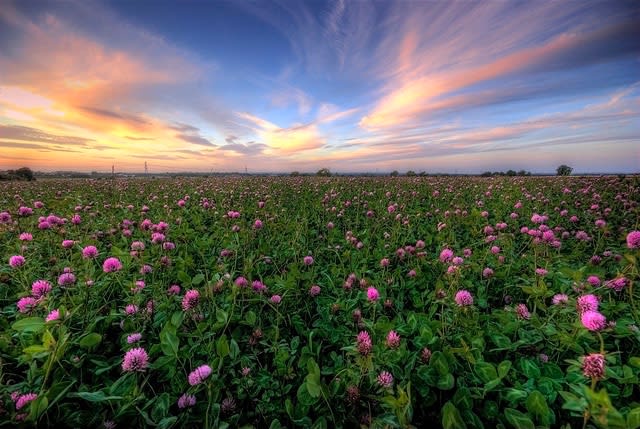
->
{"left": 526, "top": 390, "right": 552, "bottom": 424}
{"left": 109, "top": 374, "right": 136, "bottom": 396}
{"left": 431, "top": 351, "right": 449, "bottom": 375}
{"left": 244, "top": 311, "right": 256, "bottom": 326}
{"left": 504, "top": 389, "right": 528, "bottom": 403}
{"left": 216, "top": 310, "right": 228, "bottom": 324}
{"left": 160, "top": 325, "right": 179, "bottom": 357}
{"left": 436, "top": 373, "right": 455, "bottom": 390}
{"left": 69, "top": 391, "right": 123, "bottom": 402}
{"left": 12, "top": 317, "right": 45, "bottom": 333}
{"left": 79, "top": 333, "right": 102, "bottom": 350}
{"left": 305, "top": 358, "right": 321, "bottom": 398}
{"left": 285, "top": 399, "right": 295, "bottom": 420}
{"left": 461, "top": 410, "right": 485, "bottom": 429}
{"left": 269, "top": 419, "right": 284, "bottom": 429}
{"left": 484, "top": 379, "right": 502, "bottom": 392}
{"left": 476, "top": 362, "right": 497, "bottom": 383}
{"left": 504, "top": 408, "right": 535, "bottom": 429}
{"left": 312, "top": 416, "right": 327, "bottom": 429}
{"left": 177, "top": 271, "right": 190, "bottom": 285}
{"left": 489, "top": 333, "right": 511, "bottom": 349}
{"left": 28, "top": 394, "right": 49, "bottom": 420}
{"left": 627, "top": 407, "right": 640, "bottom": 429}
{"left": 498, "top": 361, "right": 512, "bottom": 378}
{"left": 442, "top": 401, "right": 467, "bottom": 429}
{"left": 170, "top": 311, "right": 184, "bottom": 328}
{"left": 453, "top": 387, "right": 473, "bottom": 410}
{"left": 520, "top": 359, "right": 541, "bottom": 379}
{"left": 297, "top": 383, "right": 318, "bottom": 406}
{"left": 151, "top": 393, "right": 170, "bottom": 422}
{"left": 560, "top": 398, "right": 587, "bottom": 413}
{"left": 23, "top": 345, "right": 49, "bottom": 355}
{"left": 229, "top": 339, "right": 240, "bottom": 360}
{"left": 157, "top": 417, "right": 178, "bottom": 429}
{"left": 192, "top": 273, "right": 205, "bottom": 286}
{"left": 216, "top": 334, "right": 229, "bottom": 359}
{"left": 307, "top": 357, "right": 320, "bottom": 377}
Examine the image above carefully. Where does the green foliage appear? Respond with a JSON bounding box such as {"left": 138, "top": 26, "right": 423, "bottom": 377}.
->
{"left": 0, "top": 166, "right": 36, "bottom": 181}
{"left": 557, "top": 164, "right": 573, "bottom": 176}
{"left": 442, "top": 401, "right": 467, "bottom": 429}
{"left": 0, "top": 175, "right": 638, "bottom": 427}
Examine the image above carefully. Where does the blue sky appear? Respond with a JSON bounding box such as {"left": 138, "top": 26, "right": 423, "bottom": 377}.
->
{"left": 0, "top": 0, "right": 638, "bottom": 173}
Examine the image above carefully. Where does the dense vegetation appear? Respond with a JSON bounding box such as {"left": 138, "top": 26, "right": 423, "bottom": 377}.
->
{"left": 1, "top": 175, "right": 638, "bottom": 428}
{"left": 0, "top": 168, "right": 35, "bottom": 182}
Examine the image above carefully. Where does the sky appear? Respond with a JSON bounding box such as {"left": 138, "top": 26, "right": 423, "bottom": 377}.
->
{"left": 0, "top": 0, "right": 639, "bottom": 174}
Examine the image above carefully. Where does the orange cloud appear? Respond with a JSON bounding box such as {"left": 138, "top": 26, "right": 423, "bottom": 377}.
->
{"left": 0, "top": 2, "right": 219, "bottom": 171}
{"left": 361, "top": 18, "right": 639, "bottom": 131}
{"left": 1, "top": 19, "right": 197, "bottom": 109}
{"left": 0, "top": 3, "right": 204, "bottom": 139}
{"left": 235, "top": 104, "right": 360, "bottom": 157}
{"left": 237, "top": 112, "right": 325, "bottom": 155}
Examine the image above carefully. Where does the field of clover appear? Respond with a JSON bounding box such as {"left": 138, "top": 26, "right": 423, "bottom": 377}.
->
{"left": 1, "top": 175, "right": 639, "bottom": 429}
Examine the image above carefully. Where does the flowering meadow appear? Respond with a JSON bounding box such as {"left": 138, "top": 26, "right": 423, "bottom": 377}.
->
{"left": 1, "top": 175, "right": 639, "bottom": 428}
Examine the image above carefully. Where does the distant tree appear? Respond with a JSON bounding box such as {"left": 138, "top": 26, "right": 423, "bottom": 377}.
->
{"left": 480, "top": 171, "right": 492, "bottom": 177}
{"left": 15, "top": 167, "right": 35, "bottom": 181}
{"left": 390, "top": 170, "right": 399, "bottom": 177}
{"left": 419, "top": 171, "right": 427, "bottom": 177}
{"left": 316, "top": 168, "right": 331, "bottom": 177}
{"left": 290, "top": 171, "right": 300, "bottom": 177}
{"left": 556, "top": 165, "right": 573, "bottom": 176}
{"left": 406, "top": 170, "right": 416, "bottom": 177}
{"left": 506, "top": 169, "right": 516, "bottom": 176}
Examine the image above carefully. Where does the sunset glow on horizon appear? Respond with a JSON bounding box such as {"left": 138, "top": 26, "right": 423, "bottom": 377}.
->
{"left": 1, "top": 0, "right": 639, "bottom": 174}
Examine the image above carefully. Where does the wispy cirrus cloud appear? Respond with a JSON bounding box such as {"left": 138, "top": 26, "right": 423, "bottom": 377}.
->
{"left": 0, "top": 0, "right": 637, "bottom": 173}
{"left": 238, "top": 0, "right": 377, "bottom": 75}
{"left": 270, "top": 87, "right": 313, "bottom": 116}
{"left": 0, "top": 124, "right": 95, "bottom": 146}
{"left": 0, "top": 141, "right": 51, "bottom": 150}
{"left": 176, "top": 134, "right": 215, "bottom": 147}
{"left": 169, "top": 123, "right": 201, "bottom": 133}
{"left": 313, "top": 84, "right": 640, "bottom": 172}
{"left": 218, "top": 142, "right": 268, "bottom": 156}
{"left": 125, "top": 136, "right": 154, "bottom": 141}
{"left": 360, "top": 15, "right": 640, "bottom": 130}
{"left": 78, "top": 106, "right": 149, "bottom": 126}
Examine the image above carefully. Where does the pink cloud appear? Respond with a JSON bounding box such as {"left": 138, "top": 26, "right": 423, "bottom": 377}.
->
{"left": 361, "top": 4, "right": 638, "bottom": 130}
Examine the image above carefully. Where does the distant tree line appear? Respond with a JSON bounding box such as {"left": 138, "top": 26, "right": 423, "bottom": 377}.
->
{"left": 293, "top": 165, "right": 575, "bottom": 178}
{"left": 480, "top": 169, "right": 532, "bottom": 177}
{"left": 0, "top": 167, "right": 35, "bottom": 181}
{"left": 290, "top": 169, "right": 334, "bottom": 177}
